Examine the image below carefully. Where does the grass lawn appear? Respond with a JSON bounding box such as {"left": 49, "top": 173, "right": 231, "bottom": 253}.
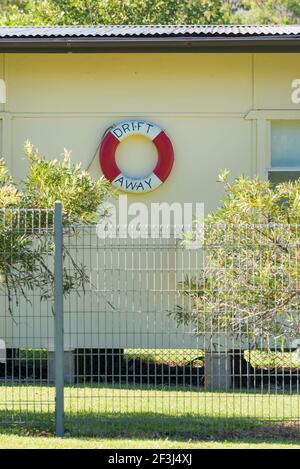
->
{"left": 124, "top": 349, "right": 300, "bottom": 368}
{"left": 0, "top": 384, "right": 299, "bottom": 444}
{"left": 0, "top": 433, "right": 299, "bottom": 449}
{"left": 19, "top": 348, "right": 300, "bottom": 368}
{"left": 2, "top": 348, "right": 300, "bottom": 448}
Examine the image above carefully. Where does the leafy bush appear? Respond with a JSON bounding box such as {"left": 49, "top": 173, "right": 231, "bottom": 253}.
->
{"left": 22, "top": 142, "right": 112, "bottom": 223}
{"left": 0, "top": 142, "right": 114, "bottom": 317}
{"left": 172, "top": 171, "right": 300, "bottom": 344}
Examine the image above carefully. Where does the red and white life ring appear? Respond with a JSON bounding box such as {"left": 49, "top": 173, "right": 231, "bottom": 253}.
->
{"left": 99, "top": 120, "right": 174, "bottom": 193}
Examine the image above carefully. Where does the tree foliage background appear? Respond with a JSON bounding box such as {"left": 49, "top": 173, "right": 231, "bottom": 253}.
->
{"left": 0, "top": 0, "right": 299, "bottom": 26}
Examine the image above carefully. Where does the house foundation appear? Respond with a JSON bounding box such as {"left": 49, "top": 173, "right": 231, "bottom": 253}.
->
{"left": 204, "top": 352, "right": 232, "bottom": 390}
{"left": 48, "top": 350, "right": 75, "bottom": 385}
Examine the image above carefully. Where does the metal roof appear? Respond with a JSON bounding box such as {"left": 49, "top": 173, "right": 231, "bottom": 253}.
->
{"left": 1, "top": 24, "right": 300, "bottom": 37}
{"left": 0, "top": 25, "right": 300, "bottom": 52}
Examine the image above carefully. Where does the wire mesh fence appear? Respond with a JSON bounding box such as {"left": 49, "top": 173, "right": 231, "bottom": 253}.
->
{"left": 0, "top": 208, "right": 55, "bottom": 429}
{"left": 0, "top": 209, "right": 299, "bottom": 440}
{"left": 62, "top": 222, "right": 300, "bottom": 439}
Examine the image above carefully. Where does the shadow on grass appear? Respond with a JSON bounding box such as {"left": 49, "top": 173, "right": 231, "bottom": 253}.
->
{"left": 1, "top": 382, "right": 299, "bottom": 396}
{"left": 64, "top": 383, "right": 300, "bottom": 395}
{"left": 0, "top": 410, "right": 299, "bottom": 442}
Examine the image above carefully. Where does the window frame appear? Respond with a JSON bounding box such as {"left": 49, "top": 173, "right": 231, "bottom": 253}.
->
{"left": 245, "top": 110, "right": 300, "bottom": 181}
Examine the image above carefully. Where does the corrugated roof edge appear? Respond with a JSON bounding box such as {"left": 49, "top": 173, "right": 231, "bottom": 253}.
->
{"left": 0, "top": 25, "right": 300, "bottom": 52}
{"left": 1, "top": 24, "right": 300, "bottom": 36}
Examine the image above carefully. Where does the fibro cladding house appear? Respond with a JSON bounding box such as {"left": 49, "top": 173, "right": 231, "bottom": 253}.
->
{"left": 1, "top": 26, "right": 300, "bottom": 383}
{"left": 0, "top": 25, "right": 300, "bottom": 211}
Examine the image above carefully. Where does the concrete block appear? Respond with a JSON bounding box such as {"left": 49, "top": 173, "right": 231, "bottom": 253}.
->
{"left": 204, "top": 352, "right": 232, "bottom": 390}
{"left": 48, "top": 350, "right": 75, "bottom": 385}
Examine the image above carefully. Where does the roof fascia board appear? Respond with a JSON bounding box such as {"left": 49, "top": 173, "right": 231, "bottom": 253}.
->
{"left": 0, "top": 36, "right": 300, "bottom": 53}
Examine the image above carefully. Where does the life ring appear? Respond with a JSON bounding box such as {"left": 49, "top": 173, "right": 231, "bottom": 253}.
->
{"left": 99, "top": 120, "right": 174, "bottom": 193}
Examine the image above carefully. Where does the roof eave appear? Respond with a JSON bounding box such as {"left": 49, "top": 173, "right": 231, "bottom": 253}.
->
{"left": 0, "top": 35, "right": 300, "bottom": 53}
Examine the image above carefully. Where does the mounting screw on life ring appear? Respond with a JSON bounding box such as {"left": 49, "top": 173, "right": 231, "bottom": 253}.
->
{"left": 99, "top": 119, "right": 174, "bottom": 193}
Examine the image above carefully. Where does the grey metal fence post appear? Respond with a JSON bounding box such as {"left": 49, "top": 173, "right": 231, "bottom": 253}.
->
{"left": 54, "top": 201, "right": 64, "bottom": 437}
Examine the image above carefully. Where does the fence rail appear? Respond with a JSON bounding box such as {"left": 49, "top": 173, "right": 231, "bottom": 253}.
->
{"left": 0, "top": 207, "right": 299, "bottom": 439}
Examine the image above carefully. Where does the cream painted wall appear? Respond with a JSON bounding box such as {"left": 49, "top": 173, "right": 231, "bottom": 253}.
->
{"left": 11, "top": 115, "right": 252, "bottom": 213}
{"left": 1, "top": 52, "right": 300, "bottom": 349}
{"left": 5, "top": 54, "right": 253, "bottom": 113}
{"left": 2, "top": 53, "right": 299, "bottom": 213}
{"left": 253, "top": 54, "right": 300, "bottom": 110}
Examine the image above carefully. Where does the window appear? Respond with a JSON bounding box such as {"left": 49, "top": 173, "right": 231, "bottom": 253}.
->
{"left": 268, "top": 120, "right": 300, "bottom": 184}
